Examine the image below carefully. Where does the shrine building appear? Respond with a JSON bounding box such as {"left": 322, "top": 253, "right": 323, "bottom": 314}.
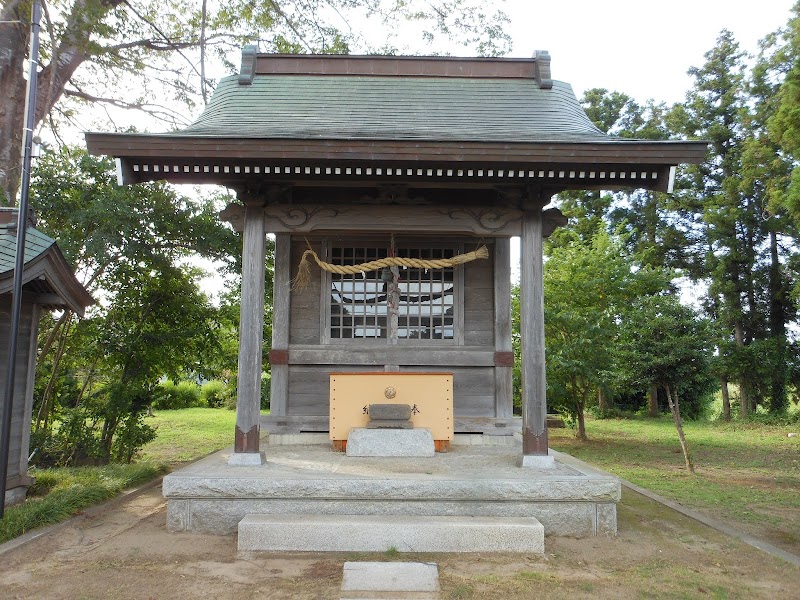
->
{"left": 85, "top": 50, "right": 706, "bottom": 546}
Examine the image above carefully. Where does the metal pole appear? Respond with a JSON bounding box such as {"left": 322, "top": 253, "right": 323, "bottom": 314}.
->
{"left": 1, "top": 0, "right": 41, "bottom": 517}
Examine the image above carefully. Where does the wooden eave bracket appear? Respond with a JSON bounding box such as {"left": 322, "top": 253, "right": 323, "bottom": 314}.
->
{"left": 239, "top": 45, "right": 258, "bottom": 85}
{"left": 542, "top": 207, "right": 568, "bottom": 237}
{"left": 533, "top": 50, "right": 552, "bottom": 89}
{"left": 220, "top": 203, "right": 245, "bottom": 232}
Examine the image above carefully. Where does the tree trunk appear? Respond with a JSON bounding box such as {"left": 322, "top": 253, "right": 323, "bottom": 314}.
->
{"left": 664, "top": 383, "right": 695, "bottom": 474}
{"left": 37, "top": 310, "right": 72, "bottom": 361}
{"left": 598, "top": 388, "right": 609, "bottom": 411}
{"left": 0, "top": 0, "right": 30, "bottom": 204}
{"left": 99, "top": 413, "right": 117, "bottom": 464}
{"left": 734, "top": 320, "right": 750, "bottom": 418}
{"left": 0, "top": 0, "right": 122, "bottom": 203}
{"left": 575, "top": 388, "right": 588, "bottom": 441}
{"left": 35, "top": 316, "right": 72, "bottom": 432}
{"left": 768, "top": 228, "right": 787, "bottom": 413}
{"left": 575, "top": 406, "right": 587, "bottom": 441}
{"left": 739, "top": 381, "right": 750, "bottom": 418}
{"left": 720, "top": 376, "right": 731, "bottom": 421}
{"left": 648, "top": 383, "right": 659, "bottom": 417}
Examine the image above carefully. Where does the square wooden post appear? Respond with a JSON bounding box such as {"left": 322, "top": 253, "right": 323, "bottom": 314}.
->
{"left": 231, "top": 202, "right": 267, "bottom": 465}
{"left": 520, "top": 207, "right": 554, "bottom": 467}
{"left": 268, "top": 233, "right": 290, "bottom": 416}
{"left": 494, "top": 238, "right": 513, "bottom": 419}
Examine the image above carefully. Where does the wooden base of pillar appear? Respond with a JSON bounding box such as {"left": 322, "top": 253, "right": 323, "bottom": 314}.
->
{"left": 235, "top": 424, "right": 260, "bottom": 453}
{"left": 522, "top": 427, "right": 548, "bottom": 455}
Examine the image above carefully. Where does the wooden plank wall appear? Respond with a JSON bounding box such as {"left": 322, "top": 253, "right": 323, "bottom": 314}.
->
{"left": 0, "top": 296, "right": 39, "bottom": 483}
{"left": 288, "top": 237, "right": 322, "bottom": 345}
{"left": 281, "top": 235, "right": 498, "bottom": 422}
{"left": 269, "top": 233, "right": 291, "bottom": 416}
{"left": 463, "top": 242, "right": 495, "bottom": 346}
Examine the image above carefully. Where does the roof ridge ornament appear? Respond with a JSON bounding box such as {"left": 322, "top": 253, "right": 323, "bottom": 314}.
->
{"left": 239, "top": 44, "right": 258, "bottom": 85}
{"left": 533, "top": 50, "right": 552, "bottom": 89}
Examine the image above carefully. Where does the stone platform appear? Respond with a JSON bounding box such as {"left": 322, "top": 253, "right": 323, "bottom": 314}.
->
{"left": 163, "top": 436, "right": 620, "bottom": 542}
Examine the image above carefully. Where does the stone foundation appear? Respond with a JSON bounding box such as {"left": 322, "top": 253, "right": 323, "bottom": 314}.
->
{"left": 163, "top": 442, "right": 620, "bottom": 540}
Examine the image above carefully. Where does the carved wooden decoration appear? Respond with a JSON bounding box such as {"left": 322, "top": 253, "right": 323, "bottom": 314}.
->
{"left": 266, "top": 204, "right": 521, "bottom": 236}
{"left": 219, "top": 203, "right": 570, "bottom": 240}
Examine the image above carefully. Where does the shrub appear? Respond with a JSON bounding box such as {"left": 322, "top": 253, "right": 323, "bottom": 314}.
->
{"left": 589, "top": 405, "right": 632, "bottom": 420}
{"left": 200, "top": 380, "right": 227, "bottom": 408}
{"left": 223, "top": 381, "right": 238, "bottom": 410}
{"left": 29, "top": 407, "right": 102, "bottom": 467}
{"left": 218, "top": 372, "right": 270, "bottom": 411}
{"left": 153, "top": 380, "right": 202, "bottom": 410}
{"left": 111, "top": 411, "right": 157, "bottom": 462}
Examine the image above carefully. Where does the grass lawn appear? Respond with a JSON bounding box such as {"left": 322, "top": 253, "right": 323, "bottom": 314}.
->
{"left": 0, "top": 463, "right": 166, "bottom": 543}
{"left": 138, "top": 407, "right": 241, "bottom": 464}
{"left": 549, "top": 415, "right": 800, "bottom": 553}
{"left": 1, "top": 408, "right": 241, "bottom": 544}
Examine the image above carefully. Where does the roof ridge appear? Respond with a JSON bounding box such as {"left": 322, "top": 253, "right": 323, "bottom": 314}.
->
{"left": 239, "top": 48, "right": 553, "bottom": 88}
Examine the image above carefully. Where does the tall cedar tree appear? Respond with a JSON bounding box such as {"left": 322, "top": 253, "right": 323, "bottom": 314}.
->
{"left": 670, "top": 31, "right": 765, "bottom": 416}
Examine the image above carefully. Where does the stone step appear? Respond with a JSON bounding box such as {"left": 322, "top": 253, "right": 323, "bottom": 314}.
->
{"left": 346, "top": 428, "right": 435, "bottom": 457}
{"left": 237, "top": 514, "right": 544, "bottom": 553}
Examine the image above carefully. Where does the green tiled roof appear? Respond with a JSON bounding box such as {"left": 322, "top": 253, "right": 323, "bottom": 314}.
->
{"left": 0, "top": 225, "right": 55, "bottom": 275}
{"left": 175, "top": 75, "right": 608, "bottom": 143}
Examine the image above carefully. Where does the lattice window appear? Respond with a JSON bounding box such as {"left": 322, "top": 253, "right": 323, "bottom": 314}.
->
{"left": 329, "top": 245, "right": 455, "bottom": 341}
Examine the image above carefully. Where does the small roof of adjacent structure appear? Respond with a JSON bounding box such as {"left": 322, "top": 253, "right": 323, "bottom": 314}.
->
{"left": 86, "top": 50, "right": 707, "bottom": 193}
{"left": 0, "top": 210, "right": 93, "bottom": 315}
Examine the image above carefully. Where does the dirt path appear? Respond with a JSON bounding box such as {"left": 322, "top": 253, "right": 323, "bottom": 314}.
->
{"left": 0, "top": 484, "right": 798, "bottom": 599}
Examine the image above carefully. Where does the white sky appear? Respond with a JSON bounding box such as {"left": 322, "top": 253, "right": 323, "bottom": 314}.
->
{"left": 503, "top": 0, "right": 796, "bottom": 105}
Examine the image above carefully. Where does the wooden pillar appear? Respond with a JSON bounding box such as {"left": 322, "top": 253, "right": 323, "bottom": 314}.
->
{"left": 268, "top": 233, "right": 290, "bottom": 416}
{"left": 494, "top": 238, "right": 513, "bottom": 419}
{"left": 231, "top": 202, "right": 266, "bottom": 464}
{"left": 520, "top": 207, "right": 554, "bottom": 467}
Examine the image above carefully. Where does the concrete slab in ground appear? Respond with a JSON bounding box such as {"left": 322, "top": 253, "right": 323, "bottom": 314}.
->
{"left": 341, "top": 561, "right": 440, "bottom": 600}
{"left": 341, "top": 561, "right": 439, "bottom": 591}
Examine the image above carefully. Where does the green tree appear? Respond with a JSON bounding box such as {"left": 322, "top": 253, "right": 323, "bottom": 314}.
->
{"left": 739, "top": 31, "right": 798, "bottom": 414}
{"left": 618, "top": 293, "right": 712, "bottom": 473}
{"left": 93, "top": 264, "right": 218, "bottom": 462}
{"left": 543, "top": 230, "right": 632, "bottom": 440}
{"left": 28, "top": 147, "right": 250, "bottom": 464}
{"left": 666, "top": 27, "right": 800, "bottom": 418}
{"left": 669, "top": 30, "right": 767, "bottom": 417}
{"left": 769, "top": 1, "right": 800, "bottom": 212}
{"left": 31, "top": 146, "right": 241, "bottom": 395}
{"left": 552, "top": 89, "right": 692, "bottom": 275}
